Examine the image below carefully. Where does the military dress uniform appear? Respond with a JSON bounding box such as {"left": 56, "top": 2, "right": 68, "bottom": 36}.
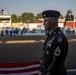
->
{"left": 40, "top": 10, "right": 68, "bottom": 75}
{"left": 40, "top": 27, "right": 68, "bottom": 75}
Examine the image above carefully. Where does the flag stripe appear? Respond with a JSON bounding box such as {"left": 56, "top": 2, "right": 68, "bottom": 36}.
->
{"left": 0, "top": 70, "right": 40, "bottom": 75}
{"left": 0, "top": 67, "right": 40, "bottom": 74}
{"left": 0, "top": 64, "right": 40, "bottom": 71}
{"left": 0, "top": 61, "right": 41, "bottom": 75}
{"left": 0, "top": 61, "right": 40, "bottom": 68}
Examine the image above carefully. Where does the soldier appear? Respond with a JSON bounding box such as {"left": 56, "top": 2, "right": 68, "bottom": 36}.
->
{"left": 40, "top": 10, "right": 68, "bottom": 75}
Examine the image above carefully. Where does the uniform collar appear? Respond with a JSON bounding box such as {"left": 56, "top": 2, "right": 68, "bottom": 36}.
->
{"left": 48, "top": 26, "right": 58, "bottom": 36}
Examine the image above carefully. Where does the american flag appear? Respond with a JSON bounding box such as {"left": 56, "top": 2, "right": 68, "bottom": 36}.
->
{"left": 0, "top": 61, "right": 41, "bottom": 75}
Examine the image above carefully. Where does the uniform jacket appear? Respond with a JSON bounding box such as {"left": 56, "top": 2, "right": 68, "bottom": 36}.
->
{"left": 40, "top": 27, "right": 68, "bottom": 75}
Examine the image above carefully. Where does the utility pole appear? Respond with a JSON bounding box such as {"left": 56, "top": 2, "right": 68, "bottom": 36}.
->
{"left": 1, "top": 9, "right": 4, "bottom": 15}
{"left": 10, "top": 7, "right": 12, "bottom": 15}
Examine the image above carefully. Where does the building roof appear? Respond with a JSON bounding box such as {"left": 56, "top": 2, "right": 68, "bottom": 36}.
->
{"left": 34, "top": 19, "right": 65, "bottom": 23}
{"left": 34, "top": 19, "right": 44, "bottom": 23}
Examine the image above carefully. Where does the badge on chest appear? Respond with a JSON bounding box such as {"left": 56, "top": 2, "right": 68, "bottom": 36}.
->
{"left": 46, "top": 37, "right": 55, "bottom": 47}
{"left": 46, "top": 50, "right": 49, "bottom": 55}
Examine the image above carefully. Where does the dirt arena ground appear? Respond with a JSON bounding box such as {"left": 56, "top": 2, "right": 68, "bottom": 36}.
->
{"left": 0, "top": 35, "right": 76, "bottom": 71}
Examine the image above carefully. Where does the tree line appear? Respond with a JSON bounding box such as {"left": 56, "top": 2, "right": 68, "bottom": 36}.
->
{"left": 11, "top": 12, "right": 64, "bottom": 23}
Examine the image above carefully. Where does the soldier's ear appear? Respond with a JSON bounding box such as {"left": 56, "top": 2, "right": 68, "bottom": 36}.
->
{"left": 51, "top": 19, "right": 55, "bottom": 24}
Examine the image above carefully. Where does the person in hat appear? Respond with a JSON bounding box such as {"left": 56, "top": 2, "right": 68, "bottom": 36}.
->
{"left": 40, "top": 10, "right": 68, "bottom": 75}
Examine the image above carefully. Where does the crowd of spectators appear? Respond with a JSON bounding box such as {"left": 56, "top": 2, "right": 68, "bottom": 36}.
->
{"left": 0, "top": 27, "right": 76, "bottom": 36}
{"left": 0, "top": 27, "right": 45, "bottom": 36}
{"left": 61, "top": 27, "right": 76, "bottom": 35}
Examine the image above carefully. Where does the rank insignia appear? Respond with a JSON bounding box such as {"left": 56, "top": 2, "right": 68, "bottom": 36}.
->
{"left": 54, "top": 47, "right": 61, "bottom": 56}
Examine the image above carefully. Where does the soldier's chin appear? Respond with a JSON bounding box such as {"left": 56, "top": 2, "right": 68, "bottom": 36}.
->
{"left": 45, "top": 30, "right": 49, "bottom": 35}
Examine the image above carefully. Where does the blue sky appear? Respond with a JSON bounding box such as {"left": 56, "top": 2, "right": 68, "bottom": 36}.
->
{"left": 0, "top": 0, "right": 76, "bottom": 16}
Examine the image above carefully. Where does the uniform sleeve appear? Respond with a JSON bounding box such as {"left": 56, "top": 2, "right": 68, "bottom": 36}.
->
{"left": 46, "top": 35, "right": 68, "bottom": 73}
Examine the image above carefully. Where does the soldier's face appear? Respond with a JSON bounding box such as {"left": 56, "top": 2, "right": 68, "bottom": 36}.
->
{"left": 43, "top": 17, "right": 55, "bottom": 33}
